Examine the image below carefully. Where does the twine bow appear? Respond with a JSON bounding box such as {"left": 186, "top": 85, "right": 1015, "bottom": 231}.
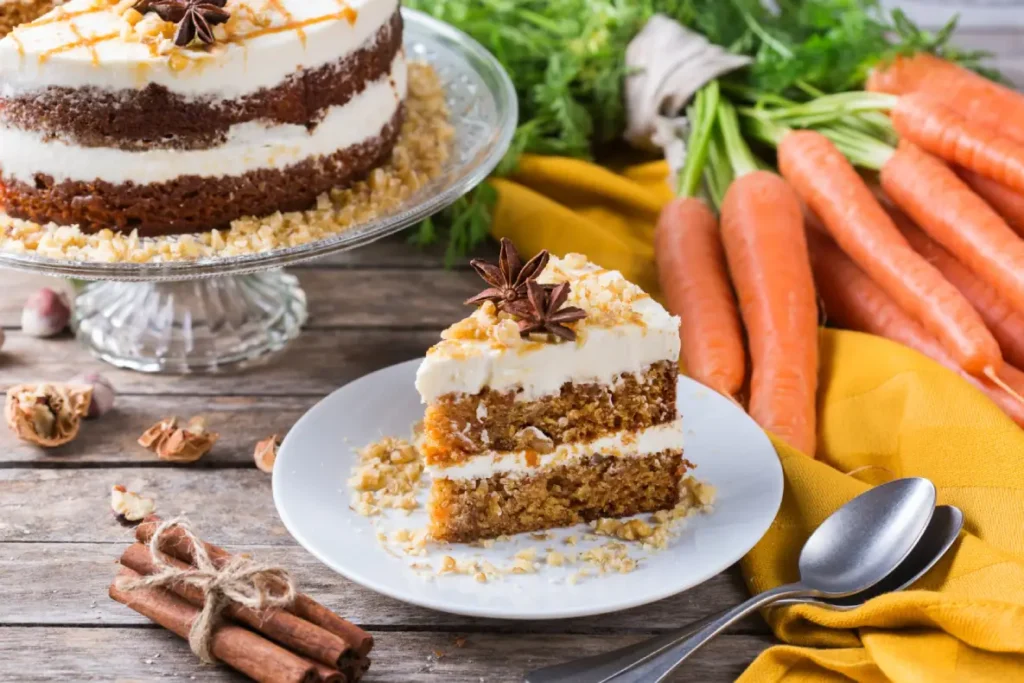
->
{"left": 117, "top": 517, "right": 296, "bottom": 664}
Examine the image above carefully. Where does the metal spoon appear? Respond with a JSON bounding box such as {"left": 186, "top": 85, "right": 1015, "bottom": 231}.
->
{"left": 525, "top": 504, "right": 961, "bottom": 683}
{"left": 524, "top": 478, "right": 939, "bottom": 683}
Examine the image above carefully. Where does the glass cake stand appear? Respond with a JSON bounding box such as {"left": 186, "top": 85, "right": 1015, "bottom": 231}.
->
{"left": 0, "top": 10, "right": 517, "bottom": 373}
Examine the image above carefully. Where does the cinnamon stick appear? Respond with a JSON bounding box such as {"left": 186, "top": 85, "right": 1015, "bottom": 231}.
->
{"left": 109, "top": 566, "right": 318, "bottom": 683}
{"left": 120, "top": 543, "right": 356, "bottom": 678}
{"left": 137, "top": 516, "right": 373, "bottom": 657}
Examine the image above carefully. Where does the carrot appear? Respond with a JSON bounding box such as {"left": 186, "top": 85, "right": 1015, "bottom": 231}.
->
{"left": 956, "top": 167, "right": 1024, "bottom": 237}
{"left": 879, "top": 141, "right": 1024, "bottom": 316}
{"left": 655, "top": 198, "right": 746, "bottom": 398}
{"left": 890, "top": 93, "right": 1024, "bottom": 195}
{"left": 720, "top": 170, "right": 818, "bottom": 455}
{"left": 888, "top": 204, "right": 1024, "bottom": 369}
{"left": 867, "top": 53, "right": 1024, "bottom": 146}
{"left": 808, "top": 229, "right": 1024, "bottom": 429}
{"left": 776, "top": 130, "right": 1003, "bottom": 377}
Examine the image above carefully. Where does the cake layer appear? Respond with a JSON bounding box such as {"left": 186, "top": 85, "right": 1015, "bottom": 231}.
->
{"left": 427, "top": 419, "right": 684, "bottom": 481}
{"left": 0, "top": 10, "right": 402, "bottom": 149}
{"left": 428, "top": 450, "right": 689, "bottom": 542}
{"left": 0, "top": 52, "right": 405, "bottom": 186}
{"left": 0, "top": 0, "right": 398, "bottom": 99}
{"left": 415, "top": 257, "right": 681, "bottom": 404}
{"left": 422, "top": 360, "right": 678, "bottom": 465}
{"left": 1, "top": 105, "right": 404, "bottom": 235}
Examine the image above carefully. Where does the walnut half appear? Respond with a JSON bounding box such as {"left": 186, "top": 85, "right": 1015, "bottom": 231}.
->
{"left": 138, "top": 416, "right": 218, "bottom": 463}
{"left": 5, "top": 383, "right": 93, "bottom": 447}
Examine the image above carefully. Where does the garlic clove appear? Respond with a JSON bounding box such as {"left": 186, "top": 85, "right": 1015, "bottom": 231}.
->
{"left": 69, "top": 372, "right": 116, "bottom": 419}
{"left": 21, "top": 288, "right": 72, "bottom": 338}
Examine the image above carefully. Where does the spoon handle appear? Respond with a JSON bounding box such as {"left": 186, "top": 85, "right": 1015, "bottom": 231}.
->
{"left": 608, "top": 582, "right": 812, "bottom": 683}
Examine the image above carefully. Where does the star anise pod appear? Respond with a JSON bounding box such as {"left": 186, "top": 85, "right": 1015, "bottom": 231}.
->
{"left": 516, "top": 280, "right": 586, "bottom": 342}
{"left": 465, "top": 238, "right": 550, "bottom": 310}
{"left": 134, "top": 0, "right": 230, "bottom": 47}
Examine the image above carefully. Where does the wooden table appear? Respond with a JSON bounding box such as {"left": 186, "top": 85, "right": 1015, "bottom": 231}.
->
{"left": 2, "top": 23, "right": 1022, "bottom": 682}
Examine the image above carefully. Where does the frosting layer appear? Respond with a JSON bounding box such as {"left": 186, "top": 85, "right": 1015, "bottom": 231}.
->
{"left": 0, "top": 0, "right": 398, "bottom": 98}
{"left": 0, "top": 53, "right": 406, "bottom": 184}
{"left": 426, "top": 420, "right": 685, "bottom": 481}
{"left": 415, "top": 254, "right": 682, "bottom": 403}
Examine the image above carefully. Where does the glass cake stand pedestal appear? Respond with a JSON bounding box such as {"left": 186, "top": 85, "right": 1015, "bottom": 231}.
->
{"left": 0, "top": 9, "right": 516, "bottom": 373}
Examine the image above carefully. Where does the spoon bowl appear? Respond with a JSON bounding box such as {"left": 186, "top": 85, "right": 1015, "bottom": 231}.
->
{"left": 798, "top": 477, "right": 938, "bottom": 596}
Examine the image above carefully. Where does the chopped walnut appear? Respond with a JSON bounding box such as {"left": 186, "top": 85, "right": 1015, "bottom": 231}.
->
{"left": 5, "top": 383, "right": 92, "bottom": 448}
{"left": 138, "top": 416, "right": 218, "bottom": 463}
{"left": 514, "top": 426, "right": 554, "bottom": 455}
{"left": 253, "top": 434, "right": 280, "bottom": 473}
{"left": 348, "top": 436, "right": 425, "bottom": 516}
{"left": 110, "top": 485, "right": 156, "bottom": 523}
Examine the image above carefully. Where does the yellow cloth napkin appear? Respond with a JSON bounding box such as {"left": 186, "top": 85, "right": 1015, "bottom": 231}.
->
{"left": 491, "top": 155, "right": 1024, "bottom": 681}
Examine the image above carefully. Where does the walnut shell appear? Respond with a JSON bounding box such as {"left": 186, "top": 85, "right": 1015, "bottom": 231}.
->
{"left": 138, "top": 416, "right": 218, "bottom": 463}
{"left": 254, "top": 434, "right": 280, "bottom": 473}
{"left": 5, "top": 383, "right": 93, "bottom": 448}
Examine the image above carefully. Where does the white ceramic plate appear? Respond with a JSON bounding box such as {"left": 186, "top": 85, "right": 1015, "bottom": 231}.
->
{"left": 273, "top": 359, "right": 783, "bottom": 620}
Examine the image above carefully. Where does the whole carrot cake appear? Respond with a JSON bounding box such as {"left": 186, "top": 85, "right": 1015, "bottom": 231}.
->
{"left": 416, "top": 242, "right": 691, "bottom": 543}
{"left": 0, "top": 0, "right": 405, "bottom": 236}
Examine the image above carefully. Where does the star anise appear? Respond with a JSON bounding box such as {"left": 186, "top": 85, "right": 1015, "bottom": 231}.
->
{"left": 465, "top": 238, "right": 550, "bottom": 310}
{"left": 133, "top": 0, "right": 230, "bottom": 47}
{"left": 516, "top": 280, "right": 586, "bottom": 342}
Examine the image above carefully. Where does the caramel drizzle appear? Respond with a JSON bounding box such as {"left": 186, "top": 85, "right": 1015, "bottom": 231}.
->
{"left": 22, "top": 6, "right": 106, "bottom": 29}
{"left": 68, "top": 22, "right": 101, "bottom": 66}
{"left": 229, "top": 11, "right": 359, "bottom": 43}
{"left": 9, "top": 32, "right": 25, "bottom": 57}
{"left": 334, "top": 0, "right": 358, "bottom": 26}
{"left": 265, "top": 0, "right": 304, "bottom": 46}
{"left": 38, "top": 30, "right": 119, "bottom": 64}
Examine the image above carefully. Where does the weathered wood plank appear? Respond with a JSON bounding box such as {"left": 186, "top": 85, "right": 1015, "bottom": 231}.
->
{"left": 0, "top": 328, "right": 437, "bottom": 396}
{"left": 0, "top": 543, "right": 766, "bottom": 634}
{"left": 0, "top": 468, "right": 286, "bottom": 544}
{"left": 0, "top": 627, "right": 773, "bottom": 682}
{"left": 0, "top": 395, "right": 317, "bottom": 465}
{"left": 0, "top": 268, "right": 480, "bottom": 330}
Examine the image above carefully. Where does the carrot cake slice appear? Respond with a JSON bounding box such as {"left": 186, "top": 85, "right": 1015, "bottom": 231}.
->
{"left": 416, "top": 241, "right": 690, "bottom": 543}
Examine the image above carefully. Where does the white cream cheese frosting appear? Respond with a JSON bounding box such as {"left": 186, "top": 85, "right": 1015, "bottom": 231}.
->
{"left": 0, "top": 52, "right": 406, "bottom": 184}
{"left": 0, "top": 0, "right": 399, "bottom": 99}
{"left": 426, "top": 420, "right": 685, "bottom": 481}
{"left": 415, "top": 253, "right": 682, "bottom": 403}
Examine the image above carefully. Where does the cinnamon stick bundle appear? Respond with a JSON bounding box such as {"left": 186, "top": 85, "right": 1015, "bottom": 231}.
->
{"left": 120, "top": 543, "right": 354, "bottom": 681}
{"left": 110, "top": 567, "right": 319, "bottom": 683}
{"left": 137, "top": 516, "right": 373, "bottom": 658}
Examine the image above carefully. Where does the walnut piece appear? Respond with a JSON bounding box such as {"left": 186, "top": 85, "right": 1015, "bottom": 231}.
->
{"left": 254, "top": 434, "right": 280, "bottom": 473}
{"left": 110, "top": 485, "right": 156, "bottom": 522}
{"left": 138, "top": 416, "right": 218, "bottom": 463}
{"left": 5, "top": 383, "right": 93, "bottom": 447}
{"left": 514, "top": 426, "right": 555, "bottom": 455}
